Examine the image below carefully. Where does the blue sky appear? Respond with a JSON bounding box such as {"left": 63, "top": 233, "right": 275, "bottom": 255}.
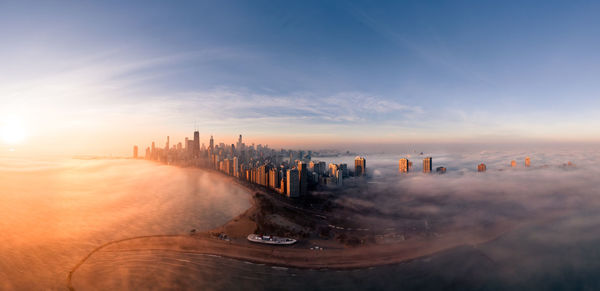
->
{"left": 1, "top": 1, "right": 600, "bottom": 154}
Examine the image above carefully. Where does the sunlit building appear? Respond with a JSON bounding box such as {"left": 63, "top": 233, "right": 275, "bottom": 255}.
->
{"left": 233, "top": 157, "right": 239, "bottom": 178}
{"left": 511, "top": 160, "right": 517, "bottom": 167}
{"left": 423, "top": 157, "right": 432, "bottom": 173}
{"left": 477, "top": 163, "right": 487, "bottom": 172}
{"left": 525, "top": 157, "right": 531, "bottom": 167}
{"left": 355, "top": 156, "right": 366, "bottom": 176}
{"left": 436, "top": 166, "right": 446, "bottom": 174}
{"left": 329, "top": 163, "right": 338, "bottom": 176}
{"left": 133, "top": 145, "right": 138, "bottom": 159}
{"left": 399, "top": 158, "right": 409, "bottom": 173}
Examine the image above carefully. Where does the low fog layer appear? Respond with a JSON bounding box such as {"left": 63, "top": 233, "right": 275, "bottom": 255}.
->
{"left": 318, "top": 149, "right": 600, "bottom": 236}
{"left": 0, "top": 158, "right": 251, "bottom": 290}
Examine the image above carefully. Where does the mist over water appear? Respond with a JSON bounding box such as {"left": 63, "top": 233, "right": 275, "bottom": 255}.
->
{"left": 3, "top": 147, "right": 600, "bottom": 290}
{"left": 0, "top": 158, "right": 250, "bottom": 290}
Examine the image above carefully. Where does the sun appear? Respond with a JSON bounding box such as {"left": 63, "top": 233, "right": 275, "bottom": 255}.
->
{"left": 1, "top": 117, "right": 28, "bottom": 145}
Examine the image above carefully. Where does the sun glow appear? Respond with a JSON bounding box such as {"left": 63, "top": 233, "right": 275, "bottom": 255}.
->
{"left": 1, "top": 116, "right": 28, "bottom": 145}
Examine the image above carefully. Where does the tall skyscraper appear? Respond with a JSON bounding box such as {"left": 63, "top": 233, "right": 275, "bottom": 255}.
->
{"left": 525, "top": 157, "right": 531, "bottom": 167}
{"left": 269, "top": 168, "right": 280, "bottom": 190}
{"left": 193, "top": 131, "right": 200, "bottom": 157}
{"left": 423, "top": 157, "right": 432, "bottom": 173}
{"left": 511, "top": 160, "right": 517, "bottom": 167}
{"left": 286, "top": 168, "right": 299, "bottom": 198}
{"left": 354, "top": 156, "right": 366, "bottom": 176}
{"left": 399, "top": 158, "right": 409, "bottom": 173}
{"left": 233, "top": 157, "right": 239, "bottom": 178}
{"left": 477, "top": 163, "right": 487, "bottom": 172}
{"left": 329, "top": 163, "right": 338, "bottom": 176}
{"left": 209, "top": 135, "right": 214, "bottom": 152}
{"left": 151, "top": 141, "right": 156, "bottom": 160}
{"left": 298, "top": 161, "right": 308, "bottom": 196}
{"left": 133, "top": 145, "right": 138, "bottom": 159}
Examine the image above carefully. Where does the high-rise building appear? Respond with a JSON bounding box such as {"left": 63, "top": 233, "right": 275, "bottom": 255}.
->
{"left": 436, "top": 166, "right": 446, "bottom": 174}
{"left": 193, "top": 131, "right": 200, "bottom": 157}
{"left": 511, "top": 160, "right": 517, "bottom": 167}
{"left": 525, "top": 157, "right": 531, "bottom": 167}
{"left": 335, "top": 169, "right": 343, "bottom": 186}
{"left": 423, "top": 157, "right": 432, "bottom": 173}
{"left": 233, "top": 157, "right": 239, "bottom": 178}
{"left": 399, "top": 158, "right": 409, "bottom": 173}
{"left": 298, "top": 161, "right": 308, "bottom": 196}
{"left": 209, "top": 135, "right": 214, "bottom": 152}
{"left": 354, "top": 156, "right": 366, "bottom": 176}
{"left": 286, "top": 168, "right": 299, "bottom": 198}
{"left": 339, "top": 163, "right": 348, "bottom": 178}
{"left": 133, "top": 145, "right": 138, "bottom": 159}
{"left": 151, "top": 141, "right": 156, "bottom": 160}
{"left": 184, "top": 137, "right": 189, "bottom": 152}
{"left": 329, "top": 163, "right": 338, "bottom": 176}
{"left": 269, "top": 168, "right": 280, "bottom": 190}
{"left": 477, "top": 163, "right": 487, "bottom": 172}
{"left": 145, "top": 147, "right": 150, "bottom": 159}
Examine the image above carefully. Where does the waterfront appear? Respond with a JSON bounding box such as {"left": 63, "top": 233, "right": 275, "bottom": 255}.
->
{"left": 0, "top": 158, "right": 250, "bottom": 290}
{"left": 2, "top": 149, "right": 600, "bottom": 290}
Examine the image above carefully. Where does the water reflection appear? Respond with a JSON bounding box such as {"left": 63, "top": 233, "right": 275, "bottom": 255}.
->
{"left": 0, "top": 158, "right": 250, "bottom": 290}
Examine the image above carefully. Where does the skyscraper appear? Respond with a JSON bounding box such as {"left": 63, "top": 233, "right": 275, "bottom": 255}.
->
{"left": 423, "top": 157, "right": 432, "bottom": 173}
{"left": 511, "top": 160, "right": 517, "bottom": 167}
{"left": 298, "top": 161, "right": 308, "bottom": 196}
{"left": 525, "top": 157, "right": 531, "bottom": 167}
{"left": 399, "top": 158, "right": 409, "bottom": 173}
{"left": 133, "top": 145, "right": 138, "bottom": 159}
{"left": 286, "top": 168, "right": 299, "bottom": 198}
{"left": 478, "top": 163, "right": 487, "bottom": 172}
{"left": 151, "top": 141, "right": 156, "bottom": 160}
{"left": 354, "top": 156, "right": 366, "bottom": 176}
{"left": 233, "top": 157, "right": 239, "bottom": 178}
{"left": 193, "top": 131, "right": 200, "bottom": 158}
{"left": 209, "top": 135, "right": 214, "bottom": 152}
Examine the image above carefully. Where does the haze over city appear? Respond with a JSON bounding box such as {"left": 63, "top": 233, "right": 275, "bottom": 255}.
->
{"left": 2, "top": 1, "right": 600, "bottom": 291}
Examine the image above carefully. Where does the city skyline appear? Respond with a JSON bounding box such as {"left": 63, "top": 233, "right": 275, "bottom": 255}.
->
{"left": 3, "top": 1, "right": 600, "bottom": 156}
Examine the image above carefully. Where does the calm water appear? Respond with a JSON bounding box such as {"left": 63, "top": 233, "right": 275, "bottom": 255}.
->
{"left": 0, "top": 158, "right": 251, "bottom": 290}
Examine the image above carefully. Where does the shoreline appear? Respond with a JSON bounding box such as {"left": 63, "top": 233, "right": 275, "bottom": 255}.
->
{"left": 67, "top": 166, "right": 571, "bottom": 289}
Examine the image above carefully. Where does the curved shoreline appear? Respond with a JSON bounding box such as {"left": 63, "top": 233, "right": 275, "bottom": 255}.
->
{"left": 67, "top": 169, "right": 571, "bottom": 290}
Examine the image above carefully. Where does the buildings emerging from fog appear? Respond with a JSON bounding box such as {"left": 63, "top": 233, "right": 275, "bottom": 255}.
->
{"left": 399, "top": 158, "right": 409, "bottom": 173}
{"left": 477, "top": 163, "right": 487, "bottom": 172}
{"left": 138, "top": 131, "right": 545, "bottom": 198}
{"left": 423, "top": 157, "right": 432, "bottom": 173}
{"left": 354, "top": 156, "right": 366, "bottom": 177}
{"left": 511, "top": 160, "right": 517, "bottom": 167}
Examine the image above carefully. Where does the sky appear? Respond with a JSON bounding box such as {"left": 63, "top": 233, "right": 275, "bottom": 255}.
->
{"left": 1, "top": 0, "right": 600, "bottom": 156}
